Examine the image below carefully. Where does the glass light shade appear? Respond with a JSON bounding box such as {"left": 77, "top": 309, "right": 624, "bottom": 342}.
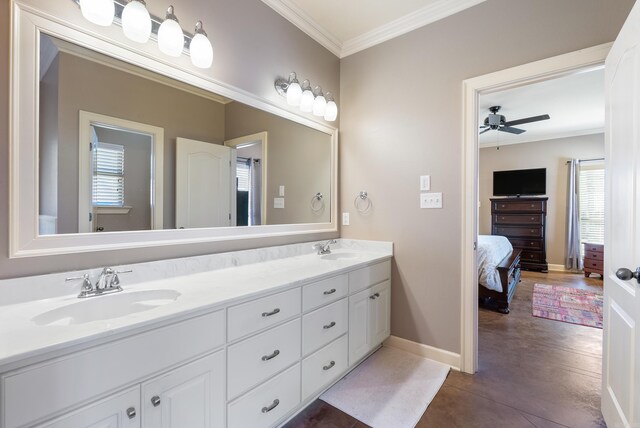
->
{"left": 324, "top": 101, "right": 338, "bottom": 121}
{"left": 122, "top": 0, "right": 151, "bottom": 43}
{"left": 286, "top": 81, "right": 302, "bottom": 106}
{"left": 158, "top": 18, "right": 184, "bottom": 57}
{"left": 79, "top": 0, "right": 114, "bottom": 26}
{"left": 300, "top": 89, "right": 314, "bottom": 112}
{"left": 190, "top": 33, "right": 213, "bottom": 68}
{"left": 313, "top": 95, "right": 327, "bottom": 116}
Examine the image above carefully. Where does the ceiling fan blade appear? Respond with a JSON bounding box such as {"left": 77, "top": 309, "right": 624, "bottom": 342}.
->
{"left": 479, "top": 128, "right": 492, "bottom": 135}
{"left": 499, "top": 126, "right": 526, "bottom": 135}
{"left": 504, "top": 114, "right": 550, "bottom": 127}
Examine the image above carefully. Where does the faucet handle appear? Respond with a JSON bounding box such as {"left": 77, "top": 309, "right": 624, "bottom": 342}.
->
{"left": 66, "top": 273, "right": 93, "bottom": 297}
{"left": 110, "top": 269, "right": 132, "bottom": 288}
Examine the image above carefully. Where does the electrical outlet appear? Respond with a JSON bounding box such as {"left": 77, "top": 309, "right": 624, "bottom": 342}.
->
{"left": 420, "top": 175, "right": 431, "bottom": 191}
{"left": 274, "top": 197, "right": 285, "bottom": 209}
{"left": 342, "top": 212, "right": 350, "bottom": 226}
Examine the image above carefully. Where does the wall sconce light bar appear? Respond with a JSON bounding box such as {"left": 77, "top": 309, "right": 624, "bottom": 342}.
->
{"left": 275, "top": 72, "right": 338, "bottom": 121}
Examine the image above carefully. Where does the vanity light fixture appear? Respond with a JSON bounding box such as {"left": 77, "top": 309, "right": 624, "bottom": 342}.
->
{"left": 312, "top": 86, "right": 327, "bottom": 117}
{"left": 299, "top": 80, "right": 315, "bottom": 113}
{"left": 79, "top": 0, "right": 115, "bottom": 26}
{"left": 158, "top": 6, "right": 184, "bottom": 57}
{"left": 121, "top": 0, "right": 151, "bottom": 43}
{"left": 324, "top": 92, "right": 338, "bottom": 122}
{"left": 189, "top": 21, "right": 213, "bottom": 69}
{"left": 275, "top": 72, "right": 337, "bottom": 121}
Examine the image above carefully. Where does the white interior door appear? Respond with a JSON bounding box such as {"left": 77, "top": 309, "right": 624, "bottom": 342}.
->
{"left": 176, "top": 138, "right": 233, "bottom": 229}
{"left": 602, "top": 3, "right": 640, "bottom": 426}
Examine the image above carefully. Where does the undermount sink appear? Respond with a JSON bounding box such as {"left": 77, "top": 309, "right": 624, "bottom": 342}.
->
{"left": 32, "top": 289, "right": 181, "bottom": 326}
{"left": 320, "top": 251, "right": 359, "bottom": 261}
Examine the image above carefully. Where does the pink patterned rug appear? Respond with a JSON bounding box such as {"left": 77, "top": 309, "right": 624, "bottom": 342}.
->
{"left": 532, "top": 283, "right": 603, "bottom": 329}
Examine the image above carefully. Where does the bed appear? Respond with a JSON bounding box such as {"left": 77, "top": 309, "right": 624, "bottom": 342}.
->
{"left": 478, "top": 235, "right": 522, "bottom": 314}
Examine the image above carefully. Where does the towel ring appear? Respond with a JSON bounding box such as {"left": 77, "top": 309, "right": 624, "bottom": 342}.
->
{"left": 311, "top": 192, "right": 324, "bottom": 212}
{"left": 354, "top": 191, "right": 372, "bottom": 213}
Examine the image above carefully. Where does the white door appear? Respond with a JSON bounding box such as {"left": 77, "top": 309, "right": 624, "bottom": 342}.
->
{"left": 176, "top": 138, "right": 233, "bottom": 229}
{"left": 348, "top": 288, "right": 371, "bottom": 365}
{"left": 370, "top": 280, "right": 391, "bottom": 347}
{"left": 142, "top": 351, "right": 225, "bottom": 428}
{"left": 41, "top": 387, "right": 140, "bottom": 428}
{"left": 602, "top": 3, "right": 640, "bottom": 426}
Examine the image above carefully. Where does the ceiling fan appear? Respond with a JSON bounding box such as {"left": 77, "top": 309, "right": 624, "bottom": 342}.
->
{"left": 479, "top": 106, "right": 550, "bottom": 135}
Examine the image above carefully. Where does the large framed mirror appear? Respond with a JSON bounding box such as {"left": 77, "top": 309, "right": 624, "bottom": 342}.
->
{"left": 10, "top": 1, "right": 337, "bottom": 258}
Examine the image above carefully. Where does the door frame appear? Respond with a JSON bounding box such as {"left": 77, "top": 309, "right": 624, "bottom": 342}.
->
{"left": 460, "top": 43, "right": 611, "bottom": 374}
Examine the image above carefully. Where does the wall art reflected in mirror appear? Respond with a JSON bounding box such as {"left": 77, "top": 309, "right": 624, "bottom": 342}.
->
{"left": 38, "top": 34, "right": 332, "bottom": 235}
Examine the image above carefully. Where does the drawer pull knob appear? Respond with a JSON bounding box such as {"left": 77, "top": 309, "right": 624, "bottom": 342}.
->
{"left": 151, "top": 396, "right": 161, "bottom": 407}
{"left": 262, "top": 349, "right": 280, "bottom": 361}
{"left": 323, "top": 288, "right": 337, "bottom": 295}
{"left": 262, "top": 308, "right": 280, "bottom": 317}
{"left": 262, "top": 399, "right": 280, "bottom": 413}
{"left": 531, "top": 217, "right": 535, "bottom": 220}
{"left": 126, "top": 407, "right": 136, "bottom": 419}
{"left": 530, "top": 242, "right": 534, "bottom": 246}
{"left": 530, "top": 230, "right": 535, "bottom": 233}
{"left": 530, "top": 204, "right": 534, "bottom": 207}
{"left": 323, "top": 321, "right": 336, "bottom": 329}
{"left": 323, "top": 360, "right": 336, "bottom": 371}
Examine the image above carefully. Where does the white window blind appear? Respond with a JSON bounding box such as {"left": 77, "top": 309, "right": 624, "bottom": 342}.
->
{"left": 236, "top": 158, "right": 251, "bottom": 192}
{"left": 579, "top": 163, "right": 604, "bottom": 248}
{"left": 93, "top": 142, "right": 125, "bottom": 207}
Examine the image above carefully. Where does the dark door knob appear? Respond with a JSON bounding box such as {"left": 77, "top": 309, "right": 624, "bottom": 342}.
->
{"left": 616, "top": 267, "right": 640, "bottom": 284}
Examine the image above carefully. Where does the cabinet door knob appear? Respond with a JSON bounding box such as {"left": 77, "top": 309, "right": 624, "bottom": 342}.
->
{"left": 126, "top": 407, "right": 136, "bottom": 419}
{"left": 262, "top": 399, "right": 280, "bottom": 413}
{"left": 323, "top": 360, "right": 336, "bottom": 371}
{"left": 262, "top": 308, "right": 280, "bottom": 317}
{"left": 323, "top": 321, "right": 336, "bottom": 329}
{"left": 151, "top": 396, "right": 161, "bottom": 407}
{"left": 323, "top": 288, "right": 336, "bottom": 295}
{"left": 262, "top": 349, "right": 280, "bottom": 361}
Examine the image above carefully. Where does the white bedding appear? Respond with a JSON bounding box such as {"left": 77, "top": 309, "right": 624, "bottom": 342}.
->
{"left": 478, "top": 235, "right": 513, "bottom": 293}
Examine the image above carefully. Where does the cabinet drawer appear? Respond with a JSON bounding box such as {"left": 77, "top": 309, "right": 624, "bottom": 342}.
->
{"left": 584, "top": 259, "right": 604, "bottom": 271}
{"left": 227, "top": 319, "right": 301, "bottom": 400}
{"left": 521, "top": 250, "right": 545, "bottom": 263}
{"left": 508, "top": 238, "right": 543, "bottom": 250}
{"left": 2, "top": 310, "right": 225, "bottom": 428}
{"left": 302, "top": 335, "right": 348, "bottom": 401}
{"left": 302, "top": 298, "right": 348, "bottom": 356}
{"left": 228, "top": 288, "right": 301, "bottom": 342}
{"left": 584, "top": 243, "right": 604, "bottom": 253}
{"left": 302, "top": 274, "right": 348, "bottom": 312}
{"left": 585, "top": 251, "right": 604, "bottom": 261}
{"left": 492, "top": 200, "right": 545, "bottom": 212}
{"left": 492, "top": 214, "right": 543, "bottom": 225}
{"left": 493, "top": 226, "right": 543, "bottom": 238}
{"left": 227, "top": 364, "right": 300, "bottom": 428}
{"left": 349, "top": 260, "right": 391, "bottom": 294}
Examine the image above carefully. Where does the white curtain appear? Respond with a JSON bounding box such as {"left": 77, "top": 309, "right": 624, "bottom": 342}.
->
{"left": 565, "top": 159, "right": 583, "bottom": 270}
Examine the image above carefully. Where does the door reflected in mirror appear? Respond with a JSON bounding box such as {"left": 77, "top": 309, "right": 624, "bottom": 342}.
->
{"left": 37, "top": 34, "right": 331, "bottom": 235}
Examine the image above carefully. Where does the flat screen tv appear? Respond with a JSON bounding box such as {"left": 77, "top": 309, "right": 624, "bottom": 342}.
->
{"left": 493, "top": 168, "right": 546, "bottom": 196}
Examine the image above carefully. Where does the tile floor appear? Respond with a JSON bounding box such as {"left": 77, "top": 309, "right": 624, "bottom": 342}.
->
{"left": 284, "top": 271, "right": 604, "bottom": 428}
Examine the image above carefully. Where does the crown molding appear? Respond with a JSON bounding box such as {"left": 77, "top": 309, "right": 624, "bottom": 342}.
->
{"left": 260, "top": 0, "right": 343, "bottom": 57}
{"left": 479, "top": 127, "right": 605, "bottom": 148}
{"left": 341, "top": 0, "right": 486, "bottom": 57}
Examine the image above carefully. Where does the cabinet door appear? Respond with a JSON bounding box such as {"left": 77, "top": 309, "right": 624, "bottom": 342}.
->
{"left": 348, "top": 287, "right": 371, "bottom": 365}
{"left": 40, "top": 386, "right": 140, "bottom": 428}
{"left": 370, "top": 280, "right": 391, "bottom": 347}
{"left": 142, "top": 351, "right": 225, "bottom": 428}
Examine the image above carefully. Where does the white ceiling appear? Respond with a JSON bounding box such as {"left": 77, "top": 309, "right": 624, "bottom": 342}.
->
{"left": 478, "top": 67, "right": 605, "bottom": 148}
{"left": 261, "top": 0, "right": 486, "bottom": 58}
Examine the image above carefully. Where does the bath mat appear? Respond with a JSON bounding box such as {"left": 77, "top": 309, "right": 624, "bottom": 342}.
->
{"left": 320, "top": 346, "right": 450, "bottom": 428}
{"left": 532, "top": 283, "right": 603, "bottom": 328}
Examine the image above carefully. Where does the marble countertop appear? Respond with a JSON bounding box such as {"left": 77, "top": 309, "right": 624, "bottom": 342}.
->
{"left": 0, "top": 240, "right": 392, "bottom": 370}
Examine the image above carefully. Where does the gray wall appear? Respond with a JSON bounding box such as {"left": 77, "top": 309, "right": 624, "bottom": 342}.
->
{"left": 339, "top": 0, "right": 633, "bottom": 354}
{"left": 479, "top": 134, "right": 605, "bottom": 266}
{"left": 0, "top": 0, "right": 339, "bottom": 278}
{"left": 38, "top": 56, "right": 59, "bottom": 221}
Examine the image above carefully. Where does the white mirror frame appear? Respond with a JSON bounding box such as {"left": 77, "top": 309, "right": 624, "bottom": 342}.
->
{"left": 9, "top": 1, "right": 338, "bottom": 258}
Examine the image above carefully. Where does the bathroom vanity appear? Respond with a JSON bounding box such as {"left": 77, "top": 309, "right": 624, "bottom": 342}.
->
{"left": 0, "top": 240, "right": 392, "bottom": 428}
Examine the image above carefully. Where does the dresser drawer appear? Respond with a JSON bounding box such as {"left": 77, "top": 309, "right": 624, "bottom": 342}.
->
{"left": 227, "top": 318, "right": 301, "bottom": 400}
{"left": 585, "top": 251, "right": 604, "bottom": 261}
{"left": 302, "top": 298, "right": 348, "bottom": 356}
{"left": 493, "top": 214, "right": 543, "bottom": 225}
{"left": 302, "top": 335, "right": 348, "bottom": 401}
{"left": 349, "top": 260, "right": 391, "bottom": 294}
{"left": 228, "top": 288, "right": 301, "bottom": 342}
{"left": 520, "top": 250, "right": 545, "bottom": 263}
{"left": 302, "top": 274, "right": 348, "bottom": 312}
{"left": 228, "top": 363, "right": 300, "bottom": 428}
{"left": 493, "top": 226, "right": 543, "bottom": 238}
{"left": 508, "top": 238, "right": 543, "bottom": 250}
{"left": 584, "top": 259, "right": 604, "bottom": 271}
{"left": 492, "top": 200, "right": 545, "bottom": 213}
{"left": 584, "top": 243, "right": 604, "bottom": 253}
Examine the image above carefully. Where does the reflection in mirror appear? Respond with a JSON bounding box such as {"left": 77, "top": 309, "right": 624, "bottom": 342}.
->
{"left": 38, "top": 33, "right": 332, "bottom": 235}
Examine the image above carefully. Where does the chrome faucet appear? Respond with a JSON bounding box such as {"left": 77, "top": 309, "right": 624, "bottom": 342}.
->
{"left": 66, "top": 268, "right": 132, "bottom": 298}
{"left": 313, "top": 239, "right": 337, "bottom": 255}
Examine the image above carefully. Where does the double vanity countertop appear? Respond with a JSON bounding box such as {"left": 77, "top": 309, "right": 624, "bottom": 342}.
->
{"left": 0, "top": 239, "right": 392, "bottom": 371}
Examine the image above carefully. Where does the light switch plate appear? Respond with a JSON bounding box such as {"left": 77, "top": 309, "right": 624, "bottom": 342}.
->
{"left": 420, "top": 192, "right": 443, "bottom": 209}
{"left": 279, "top": 185, "right": 285, "bottom": 196}
{"left": 420, "top": 175, "right": 431, "bottom": 191}
{"left": 342, "top": 212, "right": 350, "bottom": 226}
{"left": 274, "top": 197, "right": 285, "bottom": 209}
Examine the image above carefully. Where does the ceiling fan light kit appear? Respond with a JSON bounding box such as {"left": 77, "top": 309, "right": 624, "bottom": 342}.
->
{"left": 479, "top": 105, "right": 550, "bottom": 135}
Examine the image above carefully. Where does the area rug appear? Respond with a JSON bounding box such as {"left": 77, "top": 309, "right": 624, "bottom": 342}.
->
{"left": 320, "top": 346, "right": 450, "bottom": 428}
{"left": 532, "top": 283, "right": 603, "bottom": 328}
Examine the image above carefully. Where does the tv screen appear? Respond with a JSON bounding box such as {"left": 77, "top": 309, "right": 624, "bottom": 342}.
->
{"left": 493, "top": 168, "right": 546, "bottom": 196}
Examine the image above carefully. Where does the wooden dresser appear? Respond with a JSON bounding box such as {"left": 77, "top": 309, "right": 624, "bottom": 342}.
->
{"left": 584, "top": 242, "right": 604, "bottom": 278}
{"left": 491, "top": 197, "right": 548, "bottom": 272}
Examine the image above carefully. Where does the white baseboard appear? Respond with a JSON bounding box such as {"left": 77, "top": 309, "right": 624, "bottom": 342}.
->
{"left": 383, "top": 335, "right": 461, "bottom": 371}
{"left": 547, "top": 264, "right": 567, "bottom": 272}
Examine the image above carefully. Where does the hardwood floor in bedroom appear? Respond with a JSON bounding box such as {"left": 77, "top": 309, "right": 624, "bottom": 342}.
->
{"left": 284, "top": 271, "right": 604, "bottom": 428}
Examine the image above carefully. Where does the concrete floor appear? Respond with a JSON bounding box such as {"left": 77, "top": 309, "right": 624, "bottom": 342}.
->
{"left": 284, "top": 271, "right": 604, "bottom": 428}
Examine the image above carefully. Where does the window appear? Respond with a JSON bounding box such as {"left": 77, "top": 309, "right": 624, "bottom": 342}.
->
{"left": 93, "top": 142, "right": 125, "bottom": 207}
{"left": 236, "top": 158, "right": 251, "bottom": 192}
{"left": 579, "top": 162, "right": 604, "bottom": 251}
